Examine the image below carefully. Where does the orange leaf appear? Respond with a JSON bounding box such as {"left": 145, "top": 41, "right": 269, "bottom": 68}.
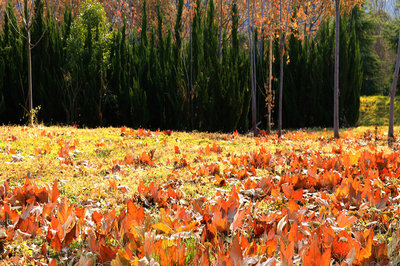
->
{"left": 92, "top": 211, "right": 103, "bottom": 224}
{"left": 292, "top": 188, "right": 303, "bottom": 200}
{"left": 108, "top": 179, "right": 117, "bottom": 190}
{"left": 357, "top": 230, "right": 373, "bottom": 262}
{"left": 302, "top": 233, "right": 331, "bottom": 266}
{"left": 124, "top": 153, "right": 134, "bottom": 165}
{"left": 229, "top": 235, "right": 243, "bottom": 265}
{"left": 280, "top": 240, "right": 294, "bottom": 265}
{"left": 288, "top": 200, "right": 299, "bottom": 213}
{"left": 205, "top": 145, "right": 211, "bottom": 156}
{"left": 332, "top": 231, "right": 353, "bottom": 260}
{"left": 337, "top": 212, "right": 357, "bottom": 228}
{"left": 288, "top": 222, "right": 303, "bottom": 242}
{"left": 265, "top": 239, "right": 277, "bottom": 257}
{"left": 152, "top": 223, "right": 173, "bottom": 234}
{"left": 42, "top": 202, "right": 56, "bottom": 218}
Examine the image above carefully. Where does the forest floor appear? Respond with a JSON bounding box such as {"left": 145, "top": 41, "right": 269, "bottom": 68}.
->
{"left": 1, "top": 125, "right": 400, "bottom": 265}
{"left": 359, "top": 95, "right": 400, "bottom": 126}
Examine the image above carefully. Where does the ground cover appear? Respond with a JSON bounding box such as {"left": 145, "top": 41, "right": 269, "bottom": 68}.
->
{"left": 1, "top": 126, "right": 400, "bottom": 265}
{"left": 359, "top": 96, "right": 400, "bottom": 126}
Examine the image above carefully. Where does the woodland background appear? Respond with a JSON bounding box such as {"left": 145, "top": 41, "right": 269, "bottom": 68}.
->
{"left": 0, "top": 0, "right": 399, "bottom": 131}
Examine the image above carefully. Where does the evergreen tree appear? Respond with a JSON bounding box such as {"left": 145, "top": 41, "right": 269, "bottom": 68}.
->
{"left": 351, "top": 4, "right": 382, "bottom": 95}
{"left": 66, "top": 0, "right": 110, "bottom": 126}
{"left": 1, "top": 2, "right": 25, "bottom": 123}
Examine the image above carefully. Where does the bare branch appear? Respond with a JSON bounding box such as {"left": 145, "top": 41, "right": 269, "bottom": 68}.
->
{"left": 5, "top": 8, "right": 27, "bottom": 40}
{"left": 30, "top": 28, "right": 47, "bottom": 49}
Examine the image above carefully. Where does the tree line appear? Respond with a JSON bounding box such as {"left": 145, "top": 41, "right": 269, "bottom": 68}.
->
{"left": 0, "top": 0, "right": 367, "bottom": 132}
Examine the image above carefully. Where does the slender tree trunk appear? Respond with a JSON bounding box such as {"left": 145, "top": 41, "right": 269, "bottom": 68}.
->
{"left": 267, "top": 37, "right": 272, "bottom": 134}
{"left": 248, "top": 0, "right": 257, "bottom": 136}
{"left": 27, "top": 30, "right": 33, "bottom": 126}
{"left": 190, "top": 27, "right": 193, "bottom": 130}
{"left": 259, "top": 0, "right": 265, "bottom": 58}
{"left": 278, "top": 0, "right": 290, "bottom": 138}
{"left": 252, "top": 0, "right": 257, "bottom": 136}
{"left": 334, "top": 0, "right": 340, "bottom": 139}
{"left": 388, "top": 30, "right": 400, "bottom": 143}
{"left": 218, "top": 0, "right": 222, "bottom": 63}
{"left": 279, "top": 28, "right": 284, "bottom": 138}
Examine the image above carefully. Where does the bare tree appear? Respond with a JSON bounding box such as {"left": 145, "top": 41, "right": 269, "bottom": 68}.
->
{"left": 218, "top": 0, "right": 222, "bottom": 63}
{"left": 333, "top": 0, "right": 340, "bottom": 139}
{"left": 278, "top": 0, "right": 291, "bottom": 138}
{"left": 388, "top": 30, "right": 400, "bottom": 144}
{"left": 248, "top": 0, "right": 257, "bottom": 136}
{"left": 5, "top": 0, "right": 46, "bottom": 126}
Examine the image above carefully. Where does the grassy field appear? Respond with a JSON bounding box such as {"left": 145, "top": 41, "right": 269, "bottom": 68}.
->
{"left": 1, "top": 125, "right": 400, "bottom": 264}
{"left": 359, "top": 95, "right": 400, "bottom": 126}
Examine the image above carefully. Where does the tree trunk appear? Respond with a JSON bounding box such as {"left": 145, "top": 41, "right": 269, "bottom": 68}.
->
{"left": 388, "top": 30, "right": 400, "bottom": 144}
{"left": 218, "top": 0, "right": 222, "bottom": 63}
{"left": 27, "top": 30, "right": 33, "bottom": 126}
{"left": 252, "top": 1, "right": 257, "bottom": 137}
{"left": 267, "top": 37, "right": 272, "bottom": 134}
{"left": 248, "top": 0, "right": 257, "bottom": 137}
{"left": 278, "top": 27, "right": 283, "bottom": 138}
{"left": 190, "top": 27, "right": 193, "bottom": 130}
{"left": 334, "top": 0, "right": 340, "bottom": 139}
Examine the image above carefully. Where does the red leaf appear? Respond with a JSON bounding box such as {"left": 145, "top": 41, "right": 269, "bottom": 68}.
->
{"left": 229, "top": 235, "right": 243, "bottom": 265}
{"left": 51, "top": 233, "right": 62, "bottom": 252}
{"left": 40, "top": 243, "right": 47, "bottom": 255}
{"left": 282, "top": 183, "right": 293, "bottom": 199}
{"left": 64, "top": 224, "right": 77, "bottom": 246}
{"left": 92, "top": 211, "right": 103, "bottom": 224}
{"left": 75, "top": 207, "right": 85, "bottom": 221}
{"left": 51, "top": 180, "right": 60, "bottom": 203}
{"left": 174, "top": 146, "right": 180, "bottom": 154}
{"left": 292, "top": 188, "right": 303, "bottom": 200}
{"left": 88, "top": 230, "right": 99, "bottom": 253}
{"left": 100, "top": 245, "right": 117, "bottom": 262}
{"left": 332, "top": 231, "right": 353, "bottom": 260}
{"left": 49, "top": 259, "right": 57, "bottom": 266}
{"left": 230, "top": 208, "right": 247, "bottom": 232}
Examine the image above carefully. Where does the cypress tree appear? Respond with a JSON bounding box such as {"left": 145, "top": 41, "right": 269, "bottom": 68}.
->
{"left": 343, "top": 21, "right": 362, "bottom": 126}
{"left": 1, "top": 2, "right": 25, "bottom": 123}
{"left": 201, "top": 0, "right": 218, "bottom": 130}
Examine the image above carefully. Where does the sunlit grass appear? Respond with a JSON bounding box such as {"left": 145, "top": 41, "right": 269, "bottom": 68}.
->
{"left": 359, "top": 95, "right": 400, "bottom": 126}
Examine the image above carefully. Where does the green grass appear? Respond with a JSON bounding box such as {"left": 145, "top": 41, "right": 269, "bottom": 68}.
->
{"left": 359, "top": 96, "right": 400, "bottom": 126}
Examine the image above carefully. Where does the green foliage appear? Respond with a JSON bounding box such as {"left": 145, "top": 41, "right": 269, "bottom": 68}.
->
{"left": 351, "top": 4, "right": 382, "bottom": 95}
{"left": 0, "top": 1, "right": 25, "bottom": 123}
{"left": 0, "top": 0, "right": 364, "bottom": 131}
{"left": 270, "top": 16, "right": 363, "bottom": 129}
{"left": 66, "top": 0, "right": 111, "bottom": 126}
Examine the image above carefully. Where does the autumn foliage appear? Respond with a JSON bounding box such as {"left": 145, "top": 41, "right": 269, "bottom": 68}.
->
{"left": 1, "top": 126, "right": 400, "bottom": 264}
